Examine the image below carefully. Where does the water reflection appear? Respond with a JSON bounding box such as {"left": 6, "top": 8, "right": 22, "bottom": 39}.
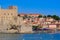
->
{"left": 0, "top": 33, "right": 22, "bottom": 40}
{"left": 0, "top": 33, "right": 60, "bottom": 40}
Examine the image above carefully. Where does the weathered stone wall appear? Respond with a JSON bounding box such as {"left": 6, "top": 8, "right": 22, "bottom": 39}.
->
{"left": 0, "top": 6, "right": 33, "bottom": 33}
{"left": 0, "top": 6, "right": 18, "bottom": 33}
{"left": 20, "top": 23, "right": 33, "bottom": 33}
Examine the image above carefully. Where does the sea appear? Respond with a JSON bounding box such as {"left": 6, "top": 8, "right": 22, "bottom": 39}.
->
{"left": 0, "top": 33, "right": 60, "bottom": 40}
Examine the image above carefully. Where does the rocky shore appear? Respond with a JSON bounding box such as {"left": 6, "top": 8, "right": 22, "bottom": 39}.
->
{"left": 0, "top": 29, "right": 59, "bottom": 34}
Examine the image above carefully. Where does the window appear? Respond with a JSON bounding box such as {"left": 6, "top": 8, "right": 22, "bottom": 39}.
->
{"left": 11, "top": 13, "right": 13, "bottom": 15}
{"left": 8, "top": 13, "right": 9, "bottom": 15}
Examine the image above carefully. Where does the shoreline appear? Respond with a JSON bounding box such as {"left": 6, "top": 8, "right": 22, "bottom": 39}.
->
{"left": 0, "top": 31, "right": 59, "bottom": 34}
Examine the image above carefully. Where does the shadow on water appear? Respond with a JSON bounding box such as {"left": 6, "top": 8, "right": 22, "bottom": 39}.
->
{"left": 0, "top": 33, "right": 60, "bottom": 40}
{"left": 0, "top": 33, "right": 23, "bottom": 40}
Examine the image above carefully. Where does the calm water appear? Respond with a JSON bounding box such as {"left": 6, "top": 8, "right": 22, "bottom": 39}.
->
{"left": 0, "top": 33, "right": 60, "bottom": 40}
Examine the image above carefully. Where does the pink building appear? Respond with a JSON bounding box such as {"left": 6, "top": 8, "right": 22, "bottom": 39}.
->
{"left": 48, "top": 24, "right": 57, "bottom": 29}
{"left": 19, "top": 14, "right": 26, "bottom": 17}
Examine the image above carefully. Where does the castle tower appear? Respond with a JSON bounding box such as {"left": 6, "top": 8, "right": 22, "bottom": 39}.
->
{"left": 8, "top": 6, "right": 18, "bottom": 17}
{"left": 9, "top": 6, "right": 17, "bottom": 9}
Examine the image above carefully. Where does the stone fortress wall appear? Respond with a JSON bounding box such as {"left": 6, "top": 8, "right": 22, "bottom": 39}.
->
{"left": 0, "top": 6, "right": 33, "bottom": 33}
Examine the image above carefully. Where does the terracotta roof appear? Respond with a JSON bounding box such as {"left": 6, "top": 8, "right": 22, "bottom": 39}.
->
{"left": 18, "top": 13, "right": 42, "bottom": 15}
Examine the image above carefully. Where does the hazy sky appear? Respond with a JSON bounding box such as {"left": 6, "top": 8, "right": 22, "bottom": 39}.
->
{"left": 0, "top": 0, "right": 60, "bottom": 16}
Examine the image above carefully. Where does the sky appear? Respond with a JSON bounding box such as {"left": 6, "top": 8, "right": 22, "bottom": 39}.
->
{"left": 0, "top": 0, "right": 60, "bottom": 16}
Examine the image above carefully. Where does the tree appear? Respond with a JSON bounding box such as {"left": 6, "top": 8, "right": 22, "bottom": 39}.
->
{"left": 38, "top": 15, "right": 42, "bottom": 18}
{"left": 10, "top": 25, "right": 17, "bottom": 30}
{"left": 23, "top": 15, "right": 28, "bottom": 19}
{"left": 43, "top": 15, "right": 46, "bottom": 18}
{"left": 47, "top": 15, "right": 52, "bottom": 17}
{"left": 32, "top": 26, "right": 38, "bottom": 31}
{"left": 52, "top": 15, "right": 60, "bottom": 20}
